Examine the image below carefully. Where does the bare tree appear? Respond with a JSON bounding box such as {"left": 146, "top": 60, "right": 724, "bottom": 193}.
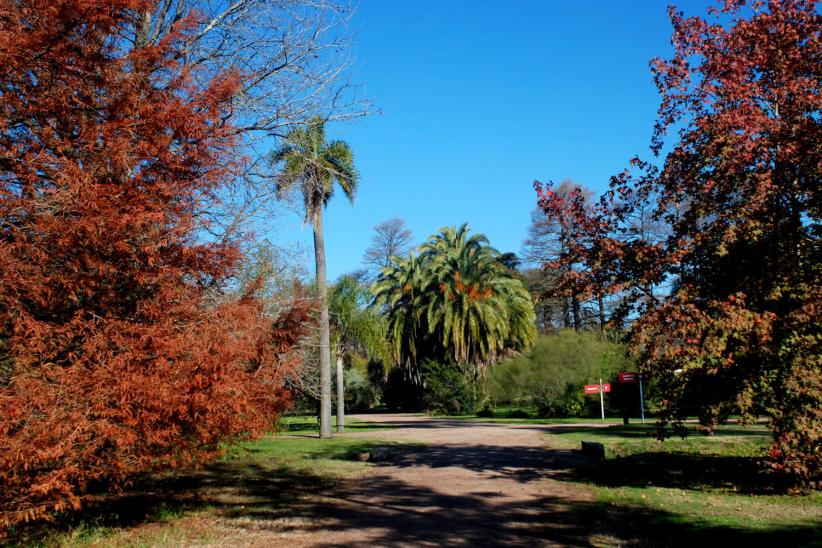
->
{"left": 135, "top": 0, "right": 366, "bottom": 133}
{"left": 134, "top": 1, "right": 371, "bottom": 242}
{"left": 363, "top": 218, "right": 414, "bottom": 270}
{"left": 523, "top": 180, "right": 594, "bottom": 331}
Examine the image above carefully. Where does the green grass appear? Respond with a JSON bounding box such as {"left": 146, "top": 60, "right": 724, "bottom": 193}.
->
{"left": 547, "top": 422, "right": 772, "bottom": 458}
{"left": 543, "top": 422, "right": 822, "bottom": 545}
{"left": 229, "top": 430, "right": 421, "bottom": 479}
{"left": 275, "top": 414, "right": 403, "bottom": 434}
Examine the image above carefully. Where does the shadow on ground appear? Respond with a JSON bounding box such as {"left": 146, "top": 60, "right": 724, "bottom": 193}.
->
{"left": 10, "top": 438, "right": 820, "bottom": 547}
{"left": 566, "top": 451, "right": 789, "bottom": 494}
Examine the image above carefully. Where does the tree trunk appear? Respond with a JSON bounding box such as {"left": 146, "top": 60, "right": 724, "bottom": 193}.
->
{"left": 597, "top": 293, "right": 606, "bottom": 332}
{"left": 336, "top": 353, "right": 345, "bottom": 433}
{"left": 563, "top": 297, "right": 572, "bottom": 329}
{"left": 472, "top": 361, "right": 478, "bottom": 407}
{"left": 313, "top": 211, "right": 333, "bottom": 439}
{"left": 572, "top": 295, "right": 581, "bottom": 331}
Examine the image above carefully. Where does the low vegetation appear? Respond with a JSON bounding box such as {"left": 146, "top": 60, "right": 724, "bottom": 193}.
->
{"left": 485, "top": 331, "right": 633, "bottom": 417}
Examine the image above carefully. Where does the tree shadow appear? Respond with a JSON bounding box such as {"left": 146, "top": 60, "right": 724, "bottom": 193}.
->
{"left": 562, "top": 451, "right": 791, "bottom": 494}
{"left": 7, "top": 440, "right": 390, "bottom": 545}
{"left": 541, "top": 423, "right": 771, "bottom": 439}
{"left": 292, "top": 475, "right": 821, "bottom": 547}
{"left": 9, "top": 437, "right": 818, "bottom": 547}
{"left": 386, "top": 443, "right": 582, "bottom": 484}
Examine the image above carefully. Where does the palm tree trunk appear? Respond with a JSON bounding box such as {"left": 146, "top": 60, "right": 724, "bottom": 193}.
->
{"left": 313, "top": 210, "right": 333, "bottom": 439}
{"left": 472, "top": 361, "right": 478, "bottom": 407}
{"left": 336, "top": 353, "right": 345, "bottom": 433}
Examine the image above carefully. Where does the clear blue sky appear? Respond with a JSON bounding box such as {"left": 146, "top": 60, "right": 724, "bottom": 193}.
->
{"left": 277, "top": 0, "right": 710, "bottom": 281}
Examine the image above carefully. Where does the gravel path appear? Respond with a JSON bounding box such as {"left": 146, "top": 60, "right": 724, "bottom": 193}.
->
{"left": 264, "top": 414, "right": 609, "bottom": 547}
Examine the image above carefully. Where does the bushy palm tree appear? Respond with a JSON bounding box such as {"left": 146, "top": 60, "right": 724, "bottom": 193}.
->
{"left": 372, "top": 253, "right": 424, "bottom": 377}
{"left": 373, "top": 224, "right": 536, "bottom": 396}
{"left": 421, "top": 225, "right": 536, "bottom": 394}
{"left": 272, "top": 116, "right": 358, "bottom": 438}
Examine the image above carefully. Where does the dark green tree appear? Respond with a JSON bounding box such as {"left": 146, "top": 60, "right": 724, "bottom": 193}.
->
{"left": 374, "top": 225, "right": 536, "bottom": 400}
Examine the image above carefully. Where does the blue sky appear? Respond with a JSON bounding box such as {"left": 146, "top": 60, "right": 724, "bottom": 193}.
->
{"left": 275, "top": 0, "right": 711, "bottom": 281}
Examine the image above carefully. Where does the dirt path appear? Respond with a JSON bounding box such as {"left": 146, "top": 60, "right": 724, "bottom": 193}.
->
{"left": 259, "top": 415, "right": 609, "bottom": 547}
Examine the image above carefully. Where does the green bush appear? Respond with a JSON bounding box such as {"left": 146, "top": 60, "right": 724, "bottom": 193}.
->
{"left": 476, "top": 402, "right": 495, "bottom": 417}
{"left": 486, "top": 330, "right": 633, "bottom": 417}
{"left": 344, "top": 368, "right": 381, "bottom": 412}
{"left": 420, "top": 360, "right": 475, "bottom": 415}
{"left": 533, "top": 384, "right": 585, "bottom": 417}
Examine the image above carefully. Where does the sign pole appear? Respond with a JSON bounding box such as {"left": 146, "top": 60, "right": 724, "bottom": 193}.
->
{"left": 639, "top": 374, "right": 645, "bottom": 424}
{"left": 599, "top": 378, "right": 605, "bottom": 420}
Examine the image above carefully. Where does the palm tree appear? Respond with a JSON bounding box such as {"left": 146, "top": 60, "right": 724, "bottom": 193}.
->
{"left": 374, "top": 224, "right": 536, "bottom": 398}
{"left": 420, "top": 225, "right": 536, "bottom": 396}
{"left": 272, "top": 116, "right": 358, "bottom": 438}
{"left": 328, "top": 275, "right": 387, "bottom": 432}
{"left": 372, "top": 253, "right": 425, "bottom": 377}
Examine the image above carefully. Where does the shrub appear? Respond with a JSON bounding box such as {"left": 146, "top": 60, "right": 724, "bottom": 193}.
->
{"left": 509, "top": 409, "right": 531, "bottom": 419}
{"left": 487, "top": 330, "right": 632, "bottom": 416}
{"left": 476, "top": 402, "right": 495, "bottom": 418}
{"left": 420, "top": 360, "right": 475, "bottom": 415}
{"left": 344, "top": 367, "right": 381, "bottom": 412}
{"left": 534, "top": 385, "right": 585, "bottom": 418}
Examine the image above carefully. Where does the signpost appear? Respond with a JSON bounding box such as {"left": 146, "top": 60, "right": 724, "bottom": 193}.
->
{"left": 639, "top": 374, "right": 645, "bottom": 424}
{"left": 617, "top": 371, "right": 645, "bottom": 424}
{"left": 618, "top": 372, "right": 638, "bottom": 383}
{"left": 583, "top": 380, "right": 610, "bottom": 420}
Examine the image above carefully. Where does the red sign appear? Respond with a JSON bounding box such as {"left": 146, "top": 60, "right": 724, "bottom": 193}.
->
{"left": 619, "top": 372, "right": 639, "bottom": 383}
{"left": 602, "top": 383, "right": 611, "bottom": 393}
{"left": 584, "top": 383, "right": 611, "bottom": 394}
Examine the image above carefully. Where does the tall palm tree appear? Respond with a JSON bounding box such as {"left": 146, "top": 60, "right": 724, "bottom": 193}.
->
{"left": 272, "top": 116, "right": 358, "bottom": 438}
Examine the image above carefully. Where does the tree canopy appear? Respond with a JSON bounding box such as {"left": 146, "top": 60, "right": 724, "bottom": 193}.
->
{"left": 0, "top": 0, "right": 312, "bottom": 525}
{"left": 374, "top": 224, "right": 536, "bottom": 379}
{"left": 545, "top": 0, "right": 821, "bottom": 485}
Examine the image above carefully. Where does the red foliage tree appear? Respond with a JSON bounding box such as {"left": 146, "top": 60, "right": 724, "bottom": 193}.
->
{"left": 0, "top": 0, "right": 311, "bottom": 526}
{"left": 593, "top": 0, "right": 820, "bottom": 485}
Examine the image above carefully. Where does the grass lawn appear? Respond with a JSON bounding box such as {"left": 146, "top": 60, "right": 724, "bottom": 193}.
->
{"left": 544, "top": 422, "right": 822, "bottom": 546}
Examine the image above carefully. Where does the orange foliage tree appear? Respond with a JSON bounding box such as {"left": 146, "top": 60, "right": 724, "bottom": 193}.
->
{"left": 574, "top": 0, "right": 820, "bottom": 486}
{"left": 0, "top": 0, "right": 310, "bottom": 526}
